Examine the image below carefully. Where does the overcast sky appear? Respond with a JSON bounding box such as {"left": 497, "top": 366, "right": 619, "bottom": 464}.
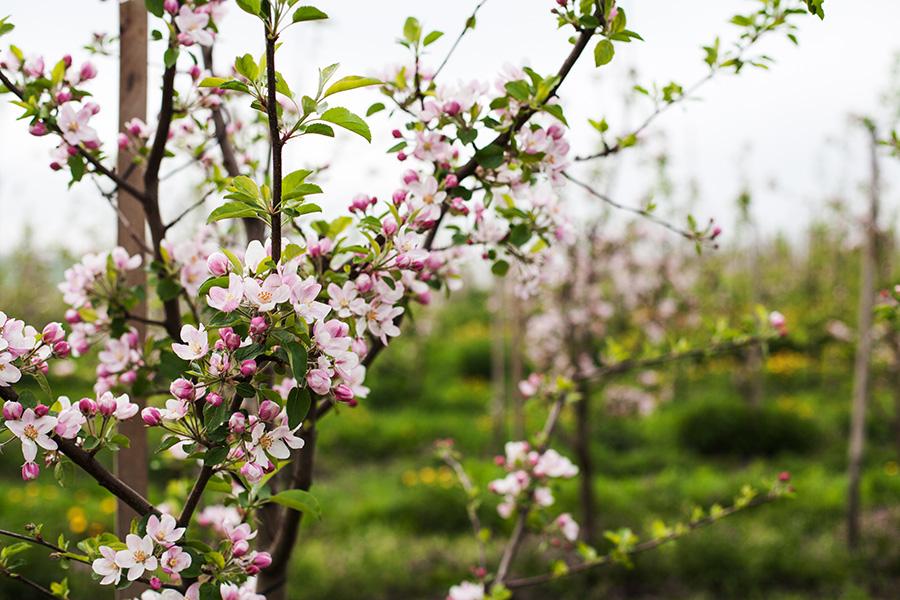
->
{"left": 0, "top": 0, "right": 898, "bottom": 255}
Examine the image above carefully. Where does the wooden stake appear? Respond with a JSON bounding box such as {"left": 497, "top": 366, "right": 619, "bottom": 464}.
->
{"left": 115, "top": 2, "right": 149, "bottom": 591}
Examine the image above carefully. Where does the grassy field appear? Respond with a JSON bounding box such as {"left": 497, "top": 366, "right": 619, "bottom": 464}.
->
{"left": 2, "top": 292, "right": 900, "bottom": 599}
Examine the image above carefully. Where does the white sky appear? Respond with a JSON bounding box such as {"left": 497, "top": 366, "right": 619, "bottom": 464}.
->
{"left": 0, "top": 0, "right": 898, "bottom": 255}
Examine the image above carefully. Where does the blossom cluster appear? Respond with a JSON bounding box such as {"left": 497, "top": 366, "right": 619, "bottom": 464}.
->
{"left": 2, "top": 391, "right": 137, "bottom": 480}
{"left": 488, "top": 441, "right": 579, "bottom": 519}
{"left": 0, "top": 312, "right": 69, "bottom": 387}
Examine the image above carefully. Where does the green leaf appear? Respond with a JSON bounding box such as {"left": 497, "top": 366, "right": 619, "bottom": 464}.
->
{"left": 323, "top": 76, "right": 382, "bottom": 98}
{"left": 283, "top": 169, "right": 312, "bottom": 192}
{"left": 505, "top": 80, "right": 531, "bottom": 102}
{"left": 144, "top": 0, "right": 164, "bottom": 18}
{"left": 164, "top": 47, "right": 179, "bottom": 69}
{"left": 207, "top": 202, "right": 262, "bottom": 224}
{"left": 366, "top": 102, "right": 385, "bottom": 116}
{"left": 594, "top": 39, "right": 615, "bottom": 67}
{"left": 287, "top": 387, "right": 311, "bottom": 429}
{"left": 319, "top": 107, "right": 371, "bottom": 142}
{"left": 236, "top": 0, "right": 262, "bottom": 17}
{"left": 286, "top": 341, "right": 308, "bottom": 382}
{"left": 204, "top": 445, "right": 229, "bottom": 466}
{"left": 268, "top": 489, "right": 321, "bottom": 520}
{"left": 492, "top": 260, "right": 510, "bottom": 277}
{"left": 157, "top": 278, "right": 182, "bottom": 302}
{"left": 403, "top": 17, "right": 422, "bottom": 44}
{"left": 198, "top": 276, "right": 230, "bottom": 296}
{"left": 199, "top": 77, "right": 228, "bottom": 88}
{"left": 235, "top": 54, "right": 258, "bottom": 81}
{"left": 304, "top": 123, "right": 334, "bottom": 137}
{"left": 232, "top": 175, "right": 260, "bottom": 199}
{"left": 293, "top": 6, "right": 328, "bottom": 22}
{"left": 543, "top": 103, "right": 568, "bottom": 126}
{"left": 423, "top": 30, "right": 444, "bottom": 46}
{"left": 474, "top": 144, "right": 505, "bottom": 170}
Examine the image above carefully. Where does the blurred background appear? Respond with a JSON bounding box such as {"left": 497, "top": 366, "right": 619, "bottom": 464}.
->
{"left": 2, "top": 0, "right": 900, "bottom": 598}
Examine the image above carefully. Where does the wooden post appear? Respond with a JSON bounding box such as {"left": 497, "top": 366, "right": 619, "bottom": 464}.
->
{"left": 115, "top": 1, "right": 149, "bottom": 589}
{"left": 846, "top": 122, "right": 881, "bottom": 550}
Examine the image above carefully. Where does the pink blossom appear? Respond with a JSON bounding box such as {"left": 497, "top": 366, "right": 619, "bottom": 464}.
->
{"left": 243, "top": 274, "right": 291, "bottom": 312}
{"left": 174, "top": 6, "right": 214, "bottom": 47}
{"left": 161, "top": 545, "right": 192, "bottom": 575}
{"left": 57, "top": 103, "right": 101, "bottom": 148}
{"left": 147, "top": 513, "right": 185, "bottom": 546}
{"left": 172, "top": 324, "right": 209, "bottom": 361}
{"left": 21, "top": 461, "right": 40, "bottom": 481}
{"left": 5, "top": 408, "right": 57, "bottom": 462}
{"left": 307, "top": 368, "right": 331, "bottom": 395}
{"left": 207, "top": 252, "right": 230, "bottom": 276}
{"left": 207, "top": 273, "right": 244, "bottom": 313}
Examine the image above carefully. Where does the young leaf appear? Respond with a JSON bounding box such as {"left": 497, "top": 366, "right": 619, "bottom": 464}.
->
{"left": 236, "top": 0, "right": 262, "bottom": 17}
{"left": 423, "top": 31, "right": 444, "bottom": 46}
{"left": 286, "top": 387, "right": 311, "bottom": 429}
{"left": 323, "top": 76, "right": 382, "bottom": 98}
{"left": 268, "top": 489, "right": 321, "bottom": 520}
{"left": 594, "top": 39, "right": 615, "bottom": 67}
{"left": 319, "top": 107, "right": 371, "bottom": 142}
{"left": 293, "top": 6, "right": 328, "bottom": 22}
{"left": 207, "top": 202, "right": 262, "bottom": 224}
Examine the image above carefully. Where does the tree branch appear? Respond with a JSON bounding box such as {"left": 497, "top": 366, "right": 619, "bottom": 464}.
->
{"left": 0, "top": 565, "right": 58, "bottom": 600}
{"left": 265, "top": 23, "right": 283, "bottom": 263}
{"left": 0, "top": 69, "right": 148, "bottom": 203}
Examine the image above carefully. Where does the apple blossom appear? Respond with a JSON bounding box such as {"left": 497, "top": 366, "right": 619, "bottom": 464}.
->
{"left": 172, "top": 324, "right": 209, "bottom": 361}
{"left": 208, "top": 273, "right": 244, "bottom": 313}
{"left": 92, "top": 545, "right": 122, "bottom": 586}
{"left": 115, "top": 534, "right": 159, "bottom": 581}
{"left": 5, "top": 407, "right": 58, "bottom": 462}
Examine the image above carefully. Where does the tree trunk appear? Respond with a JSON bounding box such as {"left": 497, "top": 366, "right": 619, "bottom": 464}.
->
{"left": 574, "top": 378, "right": 596, "bottom": 542}
{"left": 115, "top": 3, "right": 148, "bottom": 597}
{"left": 847, "top": 123, "right": 881, "bottom": 550}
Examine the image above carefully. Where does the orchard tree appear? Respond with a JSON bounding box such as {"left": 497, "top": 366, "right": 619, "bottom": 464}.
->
{"left": 0, "top": 1, "right": 825, "bottom": 599}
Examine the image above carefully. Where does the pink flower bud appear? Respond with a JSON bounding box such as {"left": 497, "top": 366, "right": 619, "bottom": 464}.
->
{"left": 64, "top": 309, "right": 81, "bottom": 324}
{"left": 392, "top": 129, "right": 403, "bottom": 138}
{"left": 207, "top": 252, "right": 230, "bottom": 276}
{"left": 206, "top": 392, "right": 224, "bottom": 407}
{"left": 79, "top": 62, "right": 98, "bottom": 82}
{"left": 442, "top": 100, "right": 461, "bottom": 116}
{"left": 190, "top": 65, "right": 202, "bottom": 80}
{"left": 53, "top": 341, "right": 71, "bottom": 358}
{"left": 232, "top": 539, "right": 250, "bottom": 557}
{"left": 84, "top": 101, "right": 100, "bottom": 116}
{"left": 117, "top": 133, "right": 129, "bottom": 150}
{"left": 98, "top": 395, "right": 116, "bottom": 417}
{"left": 62, "top": 54, "right": 73, "bottom": 68}
{"left": 351, "top": 338, "right": 368, "bottom": 359}
{"left": 33, "top": 404, "right": 49, "bottom": 418}
{"left": 397, "top": 152, "right": 407, "bottom": 162}
{"left": 249, "top": 316, "right": 268, "bottom": 336}
{"left": 21, "top": 462, "right": 40, "bottom": 481}
{"left": 177, "top": 32, "right": 195, "bottom": 47}
{"left": 78, "top": 398, "right": 98, "bottom": 416}
{"left": 333, "top": 384, "right": 354, "bottom": 404}
{"left": 3, "top": 401, "right": 24, "bottom": 421}
{"left": 229, "top": 412, "right": 247, "bottom": 434}
{"left": 711, "top": 226, "right": 723, "bottom": 240}
{"left": 120, "top": 370, "right": 138, "bottom": 384}
{"left": 141, "top": 407, "right": 162, "bottom": 426}
{"left": 402, "top": 170, "right": 419, "bottom": 185}
{"left": 42, "top": 322, "right": 65, "bottom": 344}
{"left": 240, "top": 461, "right": 263, "bottom": 483}
{"left": 29, "top": 122, "right": 48, "bottom": 136}
{"left": 547, "top": 124, "right": 565, "bottom": 140}
{"left": 240, "top": 360, "right": 257, "bottom": 377}
{"left": 382, "top": 217, "right": 399, "bottom": 237}
{"left": 258, "top": 400, "right": 280, "bottom": 422}
{"left": 170, "top": 378, "right": 196, "bottom": 400}
{"left": 164, "top": 0, "right": 179, "bottom": 14}
{"left": 150, "top": 576, "right": 162, "bottom": 591}
{"left": 356, "top": 274, "right": 373, "bottom": 294}
{"left": 779, "top": 471, "right": 791, "bottom": 482}
{"left": 251, "top": 552, "right": 272, "bottom": 569}
{"left": 391, "top": 190, "right": 407, "bottom": 206}
{"left": 225, "top": 332, "right": 242, "bottom": 351}
{"left": 444, "top": 174, "right": 459, "bottom": 189}
{"left": 55, "top": 91, "right": 72, "bottom": 104}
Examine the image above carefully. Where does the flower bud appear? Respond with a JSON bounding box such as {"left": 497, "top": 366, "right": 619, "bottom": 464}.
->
{"left": 391, "top": 129, "right": 403, "bottom": 138}
{"left": 402, "top": 170, "right": 419, "bottom": 185}
{"left": 64, "top": 309, "right": 81, "bottom": 324}
{"left": 391, "top": 190, "right": 407, "bottom": 206}
{"left": 78, "top": 398, "right": 98, "bottom": 416}
{"left": 229, "top": 412, "right": 246, "bottom": 434}
{"left": 150, "top": 577, "right": 162, "bottom": 591}
{"left": 249, "top": 316, "right": 268, "bottom": 336}
{"left": 251, "top": 552, "right": 272, "bottom": 569}
{"left": 43, "top": 321, "right": 65, "bottom": 343}
{"left": 240, "top": 359, "right": 257, "bottom": 377}
{"left": 29, "top": 122, "right": 48, "bottom": 136}
{"left": 55, "top": 90, "right": 72, "bottom": 104}
{"left": 258, "top": 400, "right": 280, "bottom": 422}
{"left": 21, "top": 462, "right": 40, "bottom": 481}
{"left": 240, "top": 461, "right": 264, "bottom": 483}
{"left": 53, "top": 341, "right": 71, "bottom": 358}
{"left": 98, "top": 395, "right": 116, "bottom": 417}
{"left": 3, "top": 401, "right": 24, "bottom": 421}
{"left": 224, "top": 332, "right": 242, "bottom": 351}
{"left": 397, "top": 152, "right": 407, "bottom": 161}
{"left": 232, "top": 539, "right": 250, "bottom": 557}
{"left": 170, "top": 378, "right": 196, "bottom": 401}
{"left": 351, "top": 337, "right": 368, "bottom": 359}
{"left": 245, "top": 565, "right": 260, "bottom": 576}
{"left": 34, "top": 404, "right": 50, "bottom": 417}
{"left": 778, "top": 471, "right": 791, "bottom": 482}
{"left": 444, "top": 173, "right": 459, "bottom": 189}
{"left": 164, "top": 0, "right": 179, "bottom": 14}
{"left": 382, "top": 217, "right": 399, "bottom": 237}
{"left": 206, "top": 392, "right": 224, "bottom": 407}
{"left": 207, "top": 252, "right": 230, "bottom": 276}
{"left": 333, "top": 384, "right": 354, "bottom": 404}
{"left": 62, "top": 54, "right": 73, "bottom": 68}
{"left": 141, "top": 407, "right": 163, "bottom": 426}
{"left": 79, "top": 62, "right": 98, "bottom": 82}
{"left": 442, "top": 100, "right": 461, "bottom": 116}
{"left": 190, "top": 65, "right": 202, "bottom": 80}
{"left": 120, "top": 370, "right": 138, "bottom": 385}
{"left": 547, "top": 124, "right": 565, "bottom": 140}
